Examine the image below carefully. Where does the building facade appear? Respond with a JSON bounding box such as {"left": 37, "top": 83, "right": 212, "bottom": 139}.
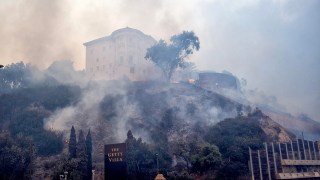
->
{"left": 196, "top": 71, "right": 240, "bottom": 91}
{"left": 84, "top": 27, "right": 161, "bottom": 81}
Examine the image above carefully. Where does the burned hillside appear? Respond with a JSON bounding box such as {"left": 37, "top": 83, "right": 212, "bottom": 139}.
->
{"left": 0, "top": 61, "right": 310, "bottom": 179}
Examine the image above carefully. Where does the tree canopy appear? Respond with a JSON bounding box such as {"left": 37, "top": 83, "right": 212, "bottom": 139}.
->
{"left": 0, "top": 132, "right": 35, "bottom": 180}
{"left": 145, "top": 31, "right": 200, "bottom": 81}
{"left": 69, "top": 126, "right": 77, "bottom": 159}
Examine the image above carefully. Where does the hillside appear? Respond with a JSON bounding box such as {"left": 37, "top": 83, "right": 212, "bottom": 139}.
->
{"left": 265, "top": 111, "right": 320, "bottom": 140}
{"left": 0, "top": 75, "right": 297, "bottom": 179}
{"left": 68, "top": 80, "right": 295, "bottom": 179}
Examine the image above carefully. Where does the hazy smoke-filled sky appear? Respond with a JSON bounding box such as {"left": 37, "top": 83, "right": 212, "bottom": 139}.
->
{"left": 0, "top": 0, "right": 319, "bottom": 120}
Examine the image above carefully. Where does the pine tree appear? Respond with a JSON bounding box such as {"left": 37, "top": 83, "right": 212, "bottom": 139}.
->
{"left": 77, "top": 130, "right": 88, "bottom": 179}
{"left": 86, "top": 129, "right": 93, "bottom": 180}
{"left": 68, "top": 126, "right": 77, "bottom": 159}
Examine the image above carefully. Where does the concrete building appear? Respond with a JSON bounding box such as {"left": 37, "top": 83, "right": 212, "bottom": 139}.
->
{"left": 196, "top": 71, "right": 240, "bottom": 91}
{"left": 83, "top": 27, "right": 161, "bottom": 81}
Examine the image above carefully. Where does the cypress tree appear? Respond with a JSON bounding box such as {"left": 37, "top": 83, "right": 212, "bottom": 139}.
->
{"left": 86, "top": 129, "right": 93, "bottom": 180}
{"left": 77, "top": 130, "right": 88, "bottom": 179}
{"left": 68, "top": 126, "right": 77, "bottom": 159}
{"left": 127, "top": 130, "right": 134, "bottom": 140}
{"left": 126, "top": 130, "right": 136, "bottom": 179}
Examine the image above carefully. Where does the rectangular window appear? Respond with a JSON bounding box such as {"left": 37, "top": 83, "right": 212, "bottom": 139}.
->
{"left": 96, "top": 58, "right": 99, "bottom": 62}
{"left": 130, "top": 67, "right": 135, "bottom": 74}
{"left": 128, "top": 56, "right": 133, "bottom": 64}
{"left": 118, "top": 38, "right": 125, "bottom": 48}
{"left": 97, "top": 66, "right": 99, "bottom": 70}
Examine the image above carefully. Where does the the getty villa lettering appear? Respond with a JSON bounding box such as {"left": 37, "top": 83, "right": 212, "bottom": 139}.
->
{"left": 104, "top": 143, "right": 127, "bottom": 180}
{"left": 107, "top": 148, "right": 123, "bottom": 162}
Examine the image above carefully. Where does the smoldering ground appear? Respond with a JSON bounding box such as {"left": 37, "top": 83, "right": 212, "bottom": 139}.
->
{"left": 11, "top": 59, "right": 314, "bottom": 145}
{"left": 43, "top": 70, "right": 239, "bottom": 144}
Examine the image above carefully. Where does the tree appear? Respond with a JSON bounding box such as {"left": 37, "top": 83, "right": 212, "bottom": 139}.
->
{"left": 204, "top": 114, "right": 267, "bottom": 179}
{"left": 145, "top": 31, "right": 200, "bottom": 81}
{"left": 8, "top": 107, "right": 63, "bottom": 156}
{"left": 86, "top": 129, "right": 93, "bottom": 180}
{"left": 0, "top": 62, "right": 34, "bottom": 94}
{"left": 0, "top": 132, "right": 36, "bottom": 180}
{"left": 125, "top": 130, "right": 154, "bottom": 180}
{"left": 77, "top": 130, "right": 88, "bottom": 179}
{"left": 69, "top": 126, "right": 77, "bottom": 159}
{"left": 190, "top": 143, "right": 222, "bottom": 173}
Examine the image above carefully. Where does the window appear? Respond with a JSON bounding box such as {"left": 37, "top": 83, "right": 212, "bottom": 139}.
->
{"left": 128, "top": 55, "right": 133, "bottom": 64}
{"left": 128, "top": 38, "right": 133, "bottom": 47}
{"left": 118, "top": 37, "right": 125, "bottom": 48}
{"left": 97, "top": 66, "right": 99, "bottom": 70}
{"left": 130, "top": 67, "right": 135, "bottom": 74}
{"left": 103, "top": 65, "right": 105, "bottom": 70}
{"left": 96, "top": 58, "right": 99, "bottom": 62}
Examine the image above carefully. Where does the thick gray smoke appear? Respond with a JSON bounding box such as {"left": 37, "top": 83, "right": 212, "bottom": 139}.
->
{"left": 1, "top": 0, "right": 319, "bottom": 121}
{"left": 44, "top": 79, "right": 130, "bottom": 142}
{"left": 0, "top": 0, "right": 78, "bottom": 68}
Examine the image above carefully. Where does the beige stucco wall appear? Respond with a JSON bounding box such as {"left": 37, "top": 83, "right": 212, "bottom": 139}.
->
{"left": 84, "top": 27, "right": 161, "bottom": 81}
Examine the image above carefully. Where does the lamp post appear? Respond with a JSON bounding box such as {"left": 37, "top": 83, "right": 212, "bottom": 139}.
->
{"left": 92, "top": 169, "right": 95, "bottom": 180}
{"left": 64, "top": 171, "right": 68, "bottom": 180}
{"left": 156, "top": 153, "right": 159, "bottom": 174}
{"left": 59, "top": 171, "right": 68, "bottom": 180}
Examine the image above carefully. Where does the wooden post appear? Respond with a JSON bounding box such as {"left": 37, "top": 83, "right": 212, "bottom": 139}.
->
{"left": 307, "top": 141, "right": 312, "bottom": 160}
{"left": 312, "top": 141, "right": 317, "bottom": 160}
{"left": 291, "top": 140, "right": 295, "bottom": 160}
{"left": 302, "top": 134, "right": 306, "bottom": 160}
{"left": 272, "top": 142, "right": 277, "bottom": 174}
{"left": 265, "top": 143, "right": 271, "bottom": 180}
{"left": 318, "top": 141, "right": 320, "bottom": 160}
{"left": 278, "top": 143, "right": 282, "bottom": 161}
{"left": 258, "top": 150, "right": 263, "bottom": 180}
{"left": 285, "top": 143, "right": 289, "bottom": 159}
{"left": 249, "top": 147, "right": 254, "bottom": 180}
{"left": 297, "top": 139, "right": 301, "bottom": 160}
